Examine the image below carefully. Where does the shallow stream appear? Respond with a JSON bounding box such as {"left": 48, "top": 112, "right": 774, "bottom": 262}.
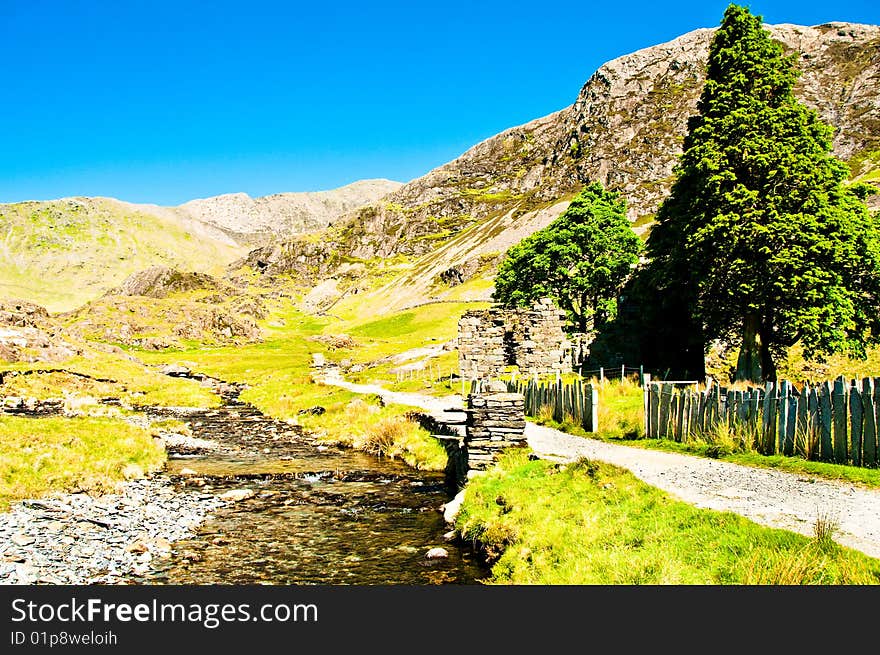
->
{"left": 140, "top": 385, "right": 486, "bottom": 584}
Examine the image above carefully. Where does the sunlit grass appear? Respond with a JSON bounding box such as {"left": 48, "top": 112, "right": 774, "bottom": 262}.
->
{"left": 0, "top": 415, "right": 166, "bottom": 511}
{"left": 0, "top": 355, "right": 219, "bottom": 408}
{"left": 456, "top": 450, "right": 880, "bottom": 584}
{"left": 133, "top": 306, "right": 450, "bottom": 470}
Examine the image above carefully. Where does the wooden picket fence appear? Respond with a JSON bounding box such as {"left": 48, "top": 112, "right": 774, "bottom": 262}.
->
{"left": 504, "top": 378, "right": 599, "bottom": 433}
{"left": 645, "top": 376, "right": 880, "bottom": 467}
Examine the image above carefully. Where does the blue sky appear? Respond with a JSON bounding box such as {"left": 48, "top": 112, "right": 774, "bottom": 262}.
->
{"left": 1, "top": 1, "right": 877, "bottom": 205}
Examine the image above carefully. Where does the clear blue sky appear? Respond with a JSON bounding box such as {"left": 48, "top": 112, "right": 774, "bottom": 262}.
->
{"left": 1, "top": 1, "right": 877, "bottom": 205}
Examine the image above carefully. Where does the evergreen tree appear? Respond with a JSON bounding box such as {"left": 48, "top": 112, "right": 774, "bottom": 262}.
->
{"left": 493, "top": 182, "right": 641, "bottom": 333}
{"left": 646, "top": 3, "right": 880, "bottom": 381}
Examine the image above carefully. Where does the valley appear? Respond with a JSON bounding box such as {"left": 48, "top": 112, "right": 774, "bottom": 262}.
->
{"left": 3, "top": 12, "right": 880, "bottom": 586}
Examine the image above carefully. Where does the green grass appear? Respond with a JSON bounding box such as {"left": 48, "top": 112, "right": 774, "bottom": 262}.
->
{"left": 0, "top": 415, "right": 166, "bottom": 511}
{"left": 0, "top": 354, "right": 220, "bottom": 409}
{"left": 133, "top": 305, "right": 448, "bottom": 470}
{"left": 456, "top": 450, "right": 880, "bottom": 584}
{"left": 347, "top": 349, "right": 462, "bottom": 397}
{"left": 0, "top": 198, "right": 243, "bottom": 312}
{"left": 297, "top": 393, "right": 447, "bottom": 470}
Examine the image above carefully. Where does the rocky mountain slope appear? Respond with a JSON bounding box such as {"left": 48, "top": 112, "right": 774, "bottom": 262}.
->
{"left": 176, "top": 178, "right": 402, "bottom": 246}
{"left": 240, "top": 21, "right": 880, "bottom": 314}
{"left": 381, "top": 21, "right": 879, "bottom": 233}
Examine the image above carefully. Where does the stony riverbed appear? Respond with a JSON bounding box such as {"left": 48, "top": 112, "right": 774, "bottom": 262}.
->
{"left": 0, "top": 375, "right": 485, "bottom": 585}
{"left": 0, "top": 475, "right": 227, "bottom": 584}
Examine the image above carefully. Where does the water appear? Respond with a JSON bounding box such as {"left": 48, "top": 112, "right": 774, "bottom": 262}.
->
{"left": 141, "top": 387, "right": 487, "bottom": 585}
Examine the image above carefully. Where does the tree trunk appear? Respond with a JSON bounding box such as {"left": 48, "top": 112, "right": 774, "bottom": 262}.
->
{"left": 735, "top": 314, "right": 763, "bottom": 383}
{"left": 759, "top": 324, "right": 776, "bottom": 382}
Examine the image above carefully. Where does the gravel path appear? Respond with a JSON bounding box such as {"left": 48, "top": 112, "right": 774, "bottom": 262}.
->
{"left": 322, "top": 372, "right": 880, "bottom": 560}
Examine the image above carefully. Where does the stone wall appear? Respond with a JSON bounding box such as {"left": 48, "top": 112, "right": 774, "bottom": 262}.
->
{"left": 458, "top": 298, "right": 573, "bottom": 380}
{"left": 465, "top": 381, "right": 527, "bottom": 470}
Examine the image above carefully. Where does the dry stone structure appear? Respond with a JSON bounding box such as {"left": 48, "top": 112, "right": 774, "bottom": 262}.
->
{"left": 458, "top": 298, "right": 573, "bottom": 380}
{"left": 465, "top": 380, "right": 527, "bottom": 470}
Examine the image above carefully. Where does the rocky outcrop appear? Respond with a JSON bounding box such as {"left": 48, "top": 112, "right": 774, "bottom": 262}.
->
{"left": 0, "top": 300, "right": 51, "bottom": 329}
{"left": 378, "top": 21, "right": 880, "bottom": 229}
{"left": 177, "top": 179, "right": 403, "bottom": 245}
{"left": 0, "top": 300, "right": 81, "bottom": 363}
{"left": 106, "top": 266, "right": 231, "bottom": 299}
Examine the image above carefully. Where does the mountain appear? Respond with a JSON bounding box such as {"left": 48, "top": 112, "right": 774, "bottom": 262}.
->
{"left": 176, "top": 178, "right": 403, "bottom": 246}
{"left": 0, "top": 179, "right": 401, "bottom": 312}
{"left": 240, "top": 21, "right": 880, "bottom": 313}
{"left": 0, "top": 197, "right": 246, "bottom": 312}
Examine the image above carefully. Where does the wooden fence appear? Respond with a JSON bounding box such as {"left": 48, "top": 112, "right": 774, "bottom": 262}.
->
{"left": 645, "top": 376, "right": 880, "bottom": 467}
{"left": 504, "top": 378, "right": 599, "bottom": 433}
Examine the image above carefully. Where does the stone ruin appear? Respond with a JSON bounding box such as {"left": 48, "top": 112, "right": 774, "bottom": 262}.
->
{"left": 458, "top": 298, "right": 574, "bottom": 380}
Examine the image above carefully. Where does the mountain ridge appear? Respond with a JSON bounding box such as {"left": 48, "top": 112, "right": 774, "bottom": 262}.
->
{"left": 238, "top": 20, "right": 880, "bottom": 315}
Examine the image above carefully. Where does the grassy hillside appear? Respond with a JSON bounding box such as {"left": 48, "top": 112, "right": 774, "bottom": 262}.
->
{"left": 0, "top": 197, "right": 244, "bottom": 311}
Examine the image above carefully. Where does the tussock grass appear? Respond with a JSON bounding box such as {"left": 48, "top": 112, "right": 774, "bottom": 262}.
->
{"left": 456, "top": 450, "right": 880, "bottom": 584}
{"left": 0, "top": 415, "right": 166, "bottom": 511}
{"left": 0, "top": 354, "right": 220, "bottom": 409}
{"left": 305, "top": 397, "right": 447, "bottom": 470}
{"left": 594, "top": 376, "right": 644, "bottom": 437}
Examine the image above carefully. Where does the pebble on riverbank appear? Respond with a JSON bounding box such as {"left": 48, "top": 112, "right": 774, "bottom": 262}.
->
{"left": 0, "top": 476, "right": 226, "bottom": 585}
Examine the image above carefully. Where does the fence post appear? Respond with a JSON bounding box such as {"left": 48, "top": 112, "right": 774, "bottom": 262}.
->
{"left": 554, "top": 378, "right": 563, "bottom": 423}
{"left": 832, "top": 376, "right": 848, "bottom": 464}
{"left": 599, "top": 367, "right": 604, "bottom": 384}
{"left": 863, "top": 378, "right": 877, "bottom": 468}
{"left": 674, "top": 390, "right": 684, "bottom": 442}
{"left": 590, "top": 383, "right": 599, "bottom": 432}
{"left": 819, "top": 381, "right": 833, "bottom": 461}
{"left": 778, "top": 380, "right": 791, "bottom": 455}
{"left": 642, "top": 373, "right": 652, "bottom": 438}
{"left": 796, "top": 383, "right": 808, "bottom": 456}
{"left": 762, "top": 381, "right": 776, "bottom": 454}
{"left": 650, "top": 383, "right": 661, "bottom": 438}
{"left": 850, "top": 380, "right": 863, "bottom": 467}
{"left": 659, "top": 384, "right": 673, "bottom": 439}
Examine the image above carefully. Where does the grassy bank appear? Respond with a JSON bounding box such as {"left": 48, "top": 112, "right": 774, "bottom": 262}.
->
{"left": 0, "top": 354, "right": 220, "bottom": 409}
{"left": 0, "top": 415, "right": 166, "bottom": 511}
{"left": 456, "top": 450, "right": 880, "bottom": 584}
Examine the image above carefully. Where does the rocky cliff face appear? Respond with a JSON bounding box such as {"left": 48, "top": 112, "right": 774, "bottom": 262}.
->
{"left": 237, "top": 21, "right": 880, "bottom": 314}
{"left": 381, "top": 21, "right": 880, "bottom": 229}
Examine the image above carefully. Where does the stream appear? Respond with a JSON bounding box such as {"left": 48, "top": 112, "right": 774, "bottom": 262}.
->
{"left": 134, "top": 380, "right": 487, "bottom": 585}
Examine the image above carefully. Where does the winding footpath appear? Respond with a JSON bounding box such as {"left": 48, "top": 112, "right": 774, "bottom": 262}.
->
{"left": 322, "top": 371, "right": 880, "bottom": 560}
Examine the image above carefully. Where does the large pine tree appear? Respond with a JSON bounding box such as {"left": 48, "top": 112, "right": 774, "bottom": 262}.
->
{"left": 646, "top": 3, "right": 880, "bottom": 382}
